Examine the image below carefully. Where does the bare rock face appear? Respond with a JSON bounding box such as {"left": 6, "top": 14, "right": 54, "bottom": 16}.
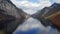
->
{"left": 0, "top": 0, "right": 23, "bottom": 18}
{"left": 0, "top": 0, "right": 26, "bottom": 34}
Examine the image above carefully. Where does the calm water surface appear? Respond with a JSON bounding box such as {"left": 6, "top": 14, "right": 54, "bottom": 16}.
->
{"left": 13, "top": 17, "right": 60, "bottom": 34}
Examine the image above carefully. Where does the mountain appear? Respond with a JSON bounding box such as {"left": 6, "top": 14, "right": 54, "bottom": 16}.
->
{"left": 32, "top": 3, "right": 60, "bottom": 19}
{"left": 0, "top": 0, "right": 27, "bottom": 34}
{"left": 31, "top": 7, "right": 51, "bottom": 26}
{"left": 31, "top": 3, "right": 60, "bottom": 28}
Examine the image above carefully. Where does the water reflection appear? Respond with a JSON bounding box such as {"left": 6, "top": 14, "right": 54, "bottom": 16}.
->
{"left": 13, "top": 17, "right": 59, "bottom": 34}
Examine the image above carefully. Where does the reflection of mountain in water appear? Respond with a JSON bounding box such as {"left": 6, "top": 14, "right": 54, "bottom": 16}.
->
{"left": 0, "top": 0, "right": 27, "bottom": 34}
{"left": 31, "top": 3, "right": 60, "bottom": 29}
{"left": 13, "top": 17, "right": 60, "bottom": 34}
{"left": 0, "top": 0, "right": 60, "bottom": 34}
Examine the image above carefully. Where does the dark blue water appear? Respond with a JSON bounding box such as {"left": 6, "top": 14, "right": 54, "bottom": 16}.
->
{"left": 14, "top": 28, "right": 39, "bottom": 34}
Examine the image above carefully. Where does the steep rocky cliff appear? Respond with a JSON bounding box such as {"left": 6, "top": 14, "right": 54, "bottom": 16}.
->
{"left": 0, "top": 0, "right": 26, "bottom": 34}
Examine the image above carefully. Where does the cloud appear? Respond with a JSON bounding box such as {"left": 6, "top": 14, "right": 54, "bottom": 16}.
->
{"left": 13, "top": 17, "right": 59, "bottom": 34}
{"left": 13, "top": 17, "right": 51, "bottom": 31}
{"left": 53, "top": 0, "right": 60, "bottom": 3}
{"left": 11, "top": 0, "right": 52, "bottom": 15}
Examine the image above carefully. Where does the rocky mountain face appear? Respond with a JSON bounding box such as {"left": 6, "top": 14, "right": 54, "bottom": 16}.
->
{"left": 0, "top": 0, "right": 26, "bottom": 34}
{"left": 31, "top": 7, "right": 51, "bottom": 26}
{"left": 32, "top": 3, "right": 60, "bottom": 30}
{"left": 0, "top": 0, "right": 24, "bottom": 18}
{"left": 32, "top": 3, "right": 60, "bottom": 20}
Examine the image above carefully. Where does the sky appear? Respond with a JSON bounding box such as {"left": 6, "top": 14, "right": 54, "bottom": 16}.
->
{"left": 10, "top": 0, "right": 60, "bottom": 34}
{"left": 10, "top": 0, "right": 60, "bottom": 15}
